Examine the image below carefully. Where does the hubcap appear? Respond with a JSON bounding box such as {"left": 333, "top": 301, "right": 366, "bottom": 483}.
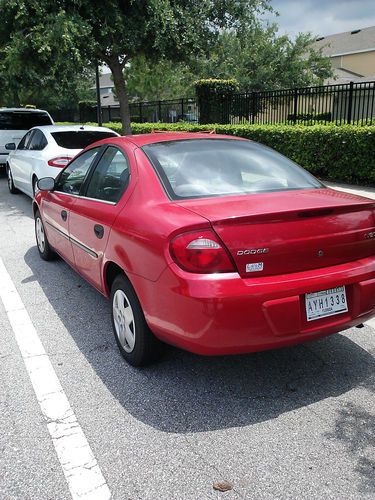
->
{"left": 113, "top": 289, "right": 136, "bottom": 353}
{"left": 36, "top": 217, "right": 45, "bottom": 253}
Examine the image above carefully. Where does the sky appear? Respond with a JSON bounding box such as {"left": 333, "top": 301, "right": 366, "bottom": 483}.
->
{"left": 265, "top": 0, "right": 375, "bottom": 37}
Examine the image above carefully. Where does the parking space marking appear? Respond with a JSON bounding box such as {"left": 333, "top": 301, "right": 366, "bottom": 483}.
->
{"left": 366, "top": 318, "right": 375, "bottom": 329}
{"left": 0, "top": 257, "right": 111, "bottom": 500}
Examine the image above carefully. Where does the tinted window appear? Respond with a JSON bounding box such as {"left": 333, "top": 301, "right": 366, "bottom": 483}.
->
{"left": 17, "top": 131, "right": 33, "bottom": 150}
{"left": 0, "top": 111, "right": 52, "bottom": 130}
{"left": 28, "top": 130, "right": 48, "bottom": 151}
{"left": 143, "top": 139, "right": 323, "bottom": 199}
{"left": 55, "top": 148, "right": 99, "bottom": 195}
{"left": 51, "top": 131, "right": 117, "bottom": 149}
{"left": 85, "top": 147, "right": 129, "bottom": 203}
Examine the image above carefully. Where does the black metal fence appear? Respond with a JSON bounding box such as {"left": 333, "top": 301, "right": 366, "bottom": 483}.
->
{"left": 80, "top": 80, "right": 375, "bottom": 126}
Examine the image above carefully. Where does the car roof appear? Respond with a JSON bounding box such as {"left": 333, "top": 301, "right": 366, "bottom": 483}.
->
{"left": 0, "top": 107, "right": 50, "bottom": 113}
{"left": 95, "top": 132, "right": 248, "bottom": 149}
{"left": 31, "top": 125, "right": 120, "bottom": 135}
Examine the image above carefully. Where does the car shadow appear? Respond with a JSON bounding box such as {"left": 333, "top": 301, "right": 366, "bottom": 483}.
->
{"left": 24, "top": 246, "right": 375, "bottom": 438}
{"left": 0, "top": 176, "right": 33, "bottom": 220}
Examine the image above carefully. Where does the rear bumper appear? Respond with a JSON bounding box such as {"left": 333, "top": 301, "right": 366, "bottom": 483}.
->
{"left": 131, "top": 256, "right": 375, "bottom": 355}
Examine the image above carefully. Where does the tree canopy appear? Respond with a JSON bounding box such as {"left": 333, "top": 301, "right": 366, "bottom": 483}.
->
{"left": 0, "top": 1, "right": 332, "bottom": 132}
{"left": 0, "top": 0, "right": 273, "bottom": 133}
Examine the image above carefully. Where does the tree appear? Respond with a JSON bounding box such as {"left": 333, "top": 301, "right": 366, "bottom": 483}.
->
{"left": 0, "top": 0, "right": 272, "bottom": 134}
{"left": 193, "top": 24, "right": 332, "bottom": 91}
{"left": 126, "top": 55, "right": 194, "bottom": 102}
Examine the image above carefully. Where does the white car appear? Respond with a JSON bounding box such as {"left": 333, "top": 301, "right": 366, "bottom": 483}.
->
{"left": 6, "top": 125, "right": 119, "bottom": 197}
{"left": 0, "top": 108, "right": 54, "bottom": 167}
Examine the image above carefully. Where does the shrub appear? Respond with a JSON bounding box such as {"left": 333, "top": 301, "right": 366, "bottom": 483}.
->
{"left": 194, "top": 79, "right": 239, "bottom": 125}
{"left": 57, "top": 121, "right": 375, "bottom": 185}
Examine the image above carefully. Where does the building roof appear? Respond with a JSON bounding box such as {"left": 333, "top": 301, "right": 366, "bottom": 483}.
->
{"left": 90, "top": 72, "right": 115, "bottom": 90}
{"left": 98, "top": 72, "right": 115, "bottom": 89}
{"left": 313, "top": 25, "right": 375, "bottom": 57}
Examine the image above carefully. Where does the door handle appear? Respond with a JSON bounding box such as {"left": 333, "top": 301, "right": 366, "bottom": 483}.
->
{"left": 94, "top": 224, "right": 104, "bottom": 239}
{"left": 61, "top": 210, "right": 67, "bottom": 221}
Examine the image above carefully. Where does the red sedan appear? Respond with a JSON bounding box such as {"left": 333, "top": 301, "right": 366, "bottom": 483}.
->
{"left": 33, "top": 132, "right": 375, "bottom": 366}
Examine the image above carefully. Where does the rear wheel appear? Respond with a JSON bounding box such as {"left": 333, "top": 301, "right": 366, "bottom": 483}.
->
{"left": 34, "top": 210, "right": 55, "bottom": 260}
{"left": 111, "top": 274, "right": 163, "bottom": 367}
{"left": 7, "top": 165, "right": 19, "bottom": 194}
{"left": 32, "top": 176, "right": 38, "bottom": 197}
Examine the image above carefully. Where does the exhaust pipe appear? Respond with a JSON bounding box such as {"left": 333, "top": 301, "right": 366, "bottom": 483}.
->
{"left": 356, "top": 323, "right": 364, "bottom": 329}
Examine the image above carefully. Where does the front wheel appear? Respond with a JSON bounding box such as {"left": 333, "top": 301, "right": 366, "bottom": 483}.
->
{"left": 111, "top": 274, "right": 164, "bottom": 367}
{"left": 34, "top": 210, "right": 55, "bottom": 261}
{"left": 7, "top": 165, "right": 19, "bottom": 194}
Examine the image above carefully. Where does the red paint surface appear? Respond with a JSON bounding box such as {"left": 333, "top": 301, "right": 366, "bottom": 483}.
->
{"left": 34, "top": 133, "right": 375, "bottom": 355}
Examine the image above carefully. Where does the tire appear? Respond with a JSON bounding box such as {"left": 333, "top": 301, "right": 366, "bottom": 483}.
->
{"left": 34, "top": 210, "right": 55, "bottom": 261}
{"left": 7, "top": 165, "right": 19, "bottom": 194}
{"left": 111, "top": 274, "right": 163, "bottom": 367}
{"left": 32, "top": 176, "right": 38, "bottom": 197}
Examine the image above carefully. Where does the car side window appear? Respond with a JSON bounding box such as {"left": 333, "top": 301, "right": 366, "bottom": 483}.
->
{"left": 28, "top": 130, "right": 48, "bottom": 151}
{"left": 17, "top": 130, "right": 33, "bottom": 150}
{"left": 55, "top": 148, "right": 100, "bottom": 195}
{"left": 85, "top": 147, "right": 130, "bottom": 203}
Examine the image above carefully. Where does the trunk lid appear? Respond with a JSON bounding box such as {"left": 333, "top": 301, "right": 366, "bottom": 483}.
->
{"left": 176, "top": 188, "right": 375, "bottom": 277}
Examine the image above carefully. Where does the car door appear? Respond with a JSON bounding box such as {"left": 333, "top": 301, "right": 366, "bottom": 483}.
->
{"left": 26, "top": 129, "right": 48, "bottom": 195}
{"left": 41, "top": 147, "right": 101, "bottom": 266}
{"left": 68, "top": 146, "right": 132, "bottom": 291}
{"left": 10, "top": 130, "right": 34, "bottom": 191}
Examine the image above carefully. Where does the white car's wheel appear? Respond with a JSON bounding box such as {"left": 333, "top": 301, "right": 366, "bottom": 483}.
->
{"left": 7, "top": 165, "right": 19, "bottom": 194}
{"left": 32, "top": 176, "right": 38, "bottom": 197}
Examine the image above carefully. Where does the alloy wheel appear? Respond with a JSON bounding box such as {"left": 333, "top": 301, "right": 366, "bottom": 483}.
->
{"left": 35, "top": 217, "right": 45, "bottom": 253}
{"left": 113, "top": 289, "right": 136, "bottom": 353}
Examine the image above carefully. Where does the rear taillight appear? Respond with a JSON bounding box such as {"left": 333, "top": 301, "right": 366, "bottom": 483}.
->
{"left": 48, "top": 156, "right": 72, "bottom": 168}
{"left": 170, "top": 229, "right": 235, "bottom": 273}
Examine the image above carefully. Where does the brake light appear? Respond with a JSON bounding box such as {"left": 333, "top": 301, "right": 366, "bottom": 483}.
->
{"left": 170, "top": 229, "right": 235, "bottom": 273}
{"left": 48, "top": 156, "right": 72, "bottom": 168}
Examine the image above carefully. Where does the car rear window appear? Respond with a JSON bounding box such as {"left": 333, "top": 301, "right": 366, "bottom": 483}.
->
{"left": 51, "top": 131, "right": 117, "bottom": 149}
{"left": 142, "top": 139, "right": 324, "bottom": 199}
{"left": 0, "top": 111, "right": 52, "bottom": 130}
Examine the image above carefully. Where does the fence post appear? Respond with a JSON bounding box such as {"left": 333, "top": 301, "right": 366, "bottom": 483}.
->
{"left": 158, "top": 100, "right": 162, "bottom": 121}
{"left": 251, "top": 92, "right": 256, "bottom": 124}
{"left": 108, "top": 105, "right": 111, "bottom": 122}
{"left": 347, "top": 81, "right": 354, "bottom": 124}
{"left": 139, "top": 102, "right": 143, "bottom": 123}
{"left": 293, "top": 88, "right": 298, "bottom": 124}
{"left": 181, "top": 98, "right": 184, "bottom": 120}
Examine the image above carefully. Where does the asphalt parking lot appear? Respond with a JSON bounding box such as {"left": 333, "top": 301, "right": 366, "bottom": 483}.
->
{"left": 0, "top": 171, "right": 375, "bottom": 500}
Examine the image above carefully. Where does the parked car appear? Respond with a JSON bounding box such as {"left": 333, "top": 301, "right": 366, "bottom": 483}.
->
{"left": 33, "top": 132, "right": 375, "bottom": 366}
{"left": 6, "top": 125, "right": 119, "bottom": 197}
{"left": 0, "top": 108, "right": 53, "bottom": 168}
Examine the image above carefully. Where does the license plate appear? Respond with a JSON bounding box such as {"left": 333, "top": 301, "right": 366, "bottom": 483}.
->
{"left": 305, "top": 286, "right": 348, "bottom": 321}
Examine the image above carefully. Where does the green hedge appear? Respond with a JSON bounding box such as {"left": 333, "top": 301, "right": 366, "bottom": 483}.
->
{"left": 58, "top": 122, "right": 375, "bottom": 185}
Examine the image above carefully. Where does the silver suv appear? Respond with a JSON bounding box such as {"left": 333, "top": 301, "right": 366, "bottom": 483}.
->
{"left": 0, "top": 108, "right": 54, "bottom": 167}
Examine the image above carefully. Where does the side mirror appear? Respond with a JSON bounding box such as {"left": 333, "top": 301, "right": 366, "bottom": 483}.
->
{"left": 5, "top": 143, "right": 16, "bottom": 150}
{"left": 37, "top": 177, "right": 55, "bottom": 192}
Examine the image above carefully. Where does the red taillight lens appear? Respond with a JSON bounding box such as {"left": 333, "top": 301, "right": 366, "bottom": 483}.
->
{"left": 170, "top": 230, "right": 235, "bottom": 273}
{"left": 47, "top": 157, "right": 72, "bottom": 168}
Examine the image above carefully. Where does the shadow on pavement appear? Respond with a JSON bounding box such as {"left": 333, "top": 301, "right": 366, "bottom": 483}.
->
{"left": 24, "top": 246, "right": 375, "bottom": 442}
{"left": 0, "top": 176, "right": 33, "bottom": 220}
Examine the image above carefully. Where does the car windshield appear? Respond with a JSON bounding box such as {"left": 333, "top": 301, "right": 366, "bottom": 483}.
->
{"left": 51, "top": 131, "right": 117, "bottom": 149}
{"left": 0, "top": 111, "right": 52, "bottom": 130}
{"left": 142, "top": 139, "right": 324, "bottom": 199}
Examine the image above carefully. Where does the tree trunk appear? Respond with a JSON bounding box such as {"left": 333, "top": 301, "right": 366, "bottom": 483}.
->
{"left": 107, "top": 57, "right": 132, "bottom": 135}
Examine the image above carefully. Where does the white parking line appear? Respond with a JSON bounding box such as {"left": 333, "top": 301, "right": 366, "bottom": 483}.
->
{"left": 0, "top": 258, "right": 111, "bottom": 500}
{"left": 366, "top": 318, "right": 375, "bottom": 329}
